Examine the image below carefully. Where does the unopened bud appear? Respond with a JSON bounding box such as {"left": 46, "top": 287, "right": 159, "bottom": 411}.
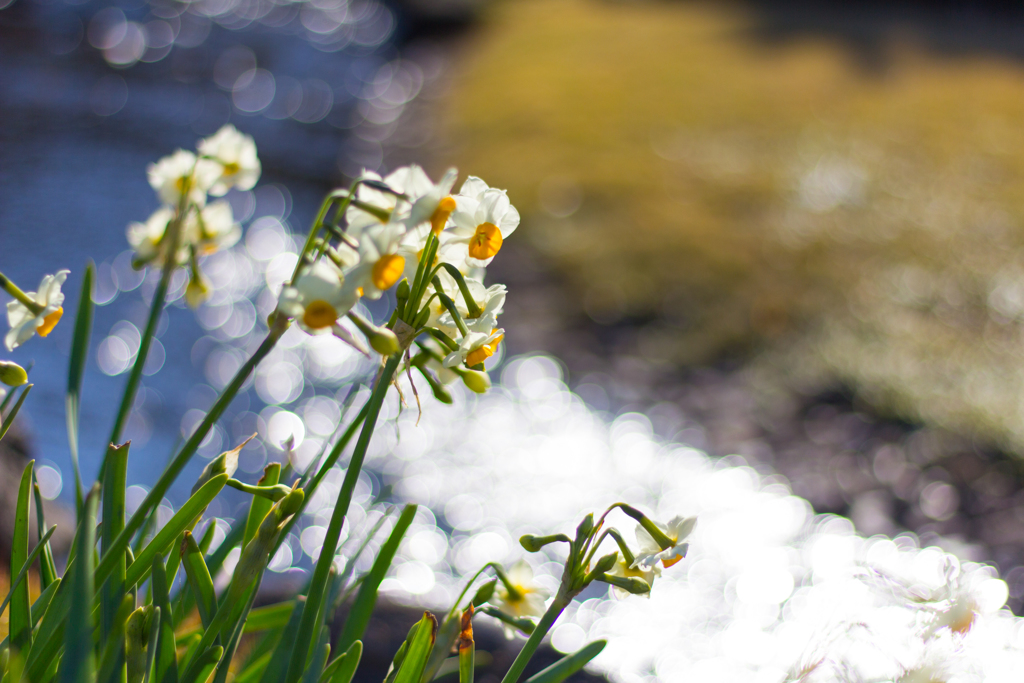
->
{"left": 185, "top": 273, "right": 210, "bottom": 309}
{"left": 369, "top": 328, "right": 400, "bottom": 356}
{"left": 519, "top": 533, "right": 571, "bottom": 552}
{"left": 470, "top": 578, "right": 497, "bottom": 608}
{"left": 592, "top": 552, "right": 618, "bottom": 575}
{"left": 396, "top": 279, "right": 410, "bottom": 302}
{"left": 460, "top": 369, "right": 491, "bottom": 394}
{"left": 0, "top": 361, "right": 28, "bottom": 387}
{"left": 600, "top": 574, "right": 650, "bottom": 595}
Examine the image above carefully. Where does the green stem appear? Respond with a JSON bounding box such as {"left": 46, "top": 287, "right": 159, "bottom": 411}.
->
{"left": 284, "top": 352, "right": 402, "bottom": 683}
{"left": 106, "top": 186, "right": 191, "bottom": 451}
{"left": 0, "top": 271, "right": 44, "bottom": 315}
{"left": 448, "top": 562, "right": 504, "bottom": 620}
{"left": 98, "top": 323, "right": 285, "bottom": 575}
{"left": 499, "top": 595, "right": 570, "bottom": 683}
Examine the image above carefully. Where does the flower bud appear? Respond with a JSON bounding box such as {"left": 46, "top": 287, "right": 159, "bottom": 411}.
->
{"left": 369, "top": 328, "right": 400, "bottom": 356}
{"left": 460, "top": 369, "right": 491, "bottom": 394}
{"left": 600, "top": 574, "right": 651, "bottom": 595}
{"left": 0, "top": 361, "right": 28, "bottom": 387}
{"left": 592, "top": 552, "right": 618, "bottom": 575}
{"left": 470, "top": 578, "right": 497, "bottom": 607}
{"left": 396, "top": 279, "right": 410, "bottom": 302}
{"left": 519, "top": 533, "right": 571, "bottom": 552}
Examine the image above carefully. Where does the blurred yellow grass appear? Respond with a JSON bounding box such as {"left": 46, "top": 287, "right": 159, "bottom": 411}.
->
{"left": 443, "top": 0, "right": 1024, "bottom": 452}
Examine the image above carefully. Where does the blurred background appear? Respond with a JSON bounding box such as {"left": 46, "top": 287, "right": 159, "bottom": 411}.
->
{"left": 7, "top": 0, "right": 1024, "bottom": 632}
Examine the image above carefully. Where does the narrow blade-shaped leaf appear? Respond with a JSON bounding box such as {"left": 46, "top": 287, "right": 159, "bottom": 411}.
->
{"left": 66, "top": 262, "right": 94, "bottom": 513}
{"left": 244, "top": 464, "right": 279, "bottom": 549}
{"left": 0, "top": 383, "right": 32, "bottom": 442}
{"left": 0, "top": 525, "right": 56, "bottom": 622}
{"left": 335, "top": 504, "right": 417, "bottom": 653}
{"left": 59, "top": 484, "right": 100, "bottom": 683}
{"left": 522, "top": 640, "right": 606, "bottom": 683}
{"left": 325, "top": 641, "right": 361, "bottom": 683}
{"left": 458, "top": 607, "right": 474, "bottom": 683}
{"left": 96, "top": 594, "right": 134, "bottom": 683}
{"left": 242, "top": 601, "right": 294, "bottom": 634}
{"left": 150, "top": 557, "right": 178, "bottom": 683}
{"left": 9, "top": 461, "right": 34, "bottom": 655}
{"left": 101, "top": 442, "right": 129, "bottom": 640}
{"left": 116, "top": 473, "right": 228, "bottom": 592}
{"left": 300, "top": 627, "right": 330, "bottom": 683}
{"left": 181, "top": 531, "right": 216, "bottom": 629}
{"left": 31, "top": 478, "right": 58, "bottom": 590}
{"left": 257, "top": 597, "right": 306, "bottom": 683}
{"left": 392, "top": 612, "right": 437, "bottom": 683}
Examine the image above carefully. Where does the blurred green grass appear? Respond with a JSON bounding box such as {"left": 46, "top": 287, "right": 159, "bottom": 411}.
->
{"left": 441, "top": 0, "right": 1024, "bottom": 453}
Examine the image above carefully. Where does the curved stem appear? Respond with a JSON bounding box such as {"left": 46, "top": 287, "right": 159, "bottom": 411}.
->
{"left": 0, "top": 271, "right": 44, "bottom": 315}
{"left": 499, "top": 594, "right": 570, "bottom": 683}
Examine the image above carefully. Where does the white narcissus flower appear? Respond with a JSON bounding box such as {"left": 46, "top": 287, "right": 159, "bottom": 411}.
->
{"left": 607, "top": 555, "right": 661, "bottom": 600}
{"left": 5, "top": 270, "right": 69, "bottom": 351}
{"left": 632, "top": 515, "right": 696, "bottom": 570}
{"left": 127, "top": 206, "right": 177, "bottom": 266}
{"left": 491, "top": 560, "right": 549, "bottom": 635}
{"left": 277, "top": 260, "right": 357, "bottom": 334}
{"left": 434, "top": 277, "right": 506, "bottom": 340}
{"left": 450, "top": 176, "right": 520, "bottom": 267}
{"left": 344, "top": 222, "right": 407, "bottom": 300}
{"left": 443, "top": 328, "right": 504, "bottom": 369}
{"left": 185, "top": 200, "right": 242, "bottom": 256}
{"left": 147, "top": 149, "right": 221, "bottom": 208}
{"left": 197, "top": 125, "right": 261, "bottom": 196}
{"left": 346, "top": 163, "right": 454, "bottom": 239}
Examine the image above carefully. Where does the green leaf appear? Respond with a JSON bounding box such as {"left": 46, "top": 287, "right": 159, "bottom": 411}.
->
{"left": 392, "top": 612, "right": 437, "bottom": 683}
{"left": 335, "top": 504, "right": 417, "bottom": 653}
{"left": 113, "top": 330, "right": 282, "bottom": 582}
{"left": 59, "top": 484, "right": 100, "bottom": 683}
{"left": 234, "top": 651, "right": 273, "bottom": 683}
{"left": 522, "top": 640, "right": 606, "bottom": 683}
{"left": 420, "top": 611, "right": 460, "bottom": 683}
{"left": 0, "top": 525, "right": 56, "bottom": 625}
{"left": 458, "top": 611, "right": 474, "bottom": 683}
{"left": 244, "top": 463, "right": 280, "bottom": 549}
{"left": 242, "top": 601, "right": 294, "bottom": 634}
{"left": 100, "top": 442, "right": 129, "bottom": 641}
{"left": 144, "top": 607, "right": 161, "bottom": 683}
{"left": 66, "top": 262, "right": 94, "bottom": 513}
{"left": 31, "top": 477, "right": 58, "bottom": 590}
{"left": 178, "top": 646, "right": 222, "bottom": 683}
{"left": 150, "top": 557, "right": 179, "bottom": 683}
{"left": 284, "top": 354, "right": 402, "bottom": 683}
{"left": 0, "top": 384, "right": 33, "bottom": 442}
{"left": 181, "top": 531, "right": 216, "bottom": 629}
{"left": 300, "top": 628, "right": 331, "bottom": 683}
{"left": 115, "top": 473, "right": 229, "bottom": 592}
{"left": 325, "top": 641, "right": 361, "bottom": 683}
{"left": 257, "top": 597, "right": 306, "bottom": 683}
{"left": 9, "top": 461, "right": 34, "bottom": 656}
{"left": 96, "top": 594, "right": 134, "bottom": 683}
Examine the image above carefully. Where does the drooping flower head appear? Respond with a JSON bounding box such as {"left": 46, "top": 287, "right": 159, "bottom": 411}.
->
{"left": 491, "top": 560, "right": 549, "bottom": 636}
{"left": 632, "top": 515, "right": 696, "bottom": 570}
{"left": 5, "top": 270, "right": 69, "bottom": 351}
{"left": 607, "top": 555, "right": 661, "bottom": 600}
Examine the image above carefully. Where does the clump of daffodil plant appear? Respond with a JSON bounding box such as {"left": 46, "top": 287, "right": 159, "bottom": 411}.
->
{"left": 0, "top": 130, "right": 674, "bottom": 683}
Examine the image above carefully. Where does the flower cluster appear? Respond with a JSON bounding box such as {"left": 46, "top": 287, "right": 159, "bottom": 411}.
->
{"left": 127, "top": 124, "right": 260, "bottom": 307}
{"left": 275, "top": 164, "right": 518, "bottom": 391}
{"left": 475, "top": 505, "right": 695, "bottom": 642}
